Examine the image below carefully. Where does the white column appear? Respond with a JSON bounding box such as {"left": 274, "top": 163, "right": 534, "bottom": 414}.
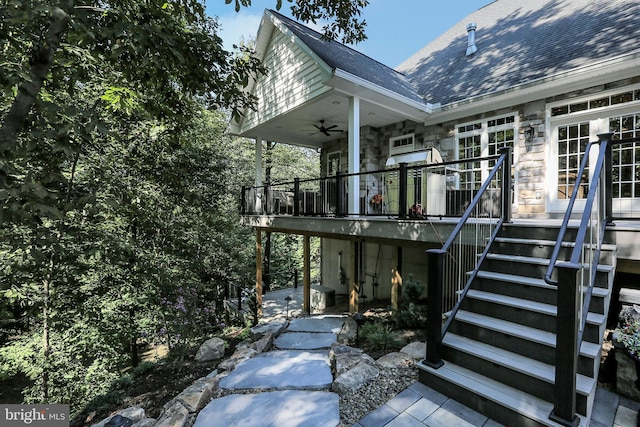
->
{"left": 255, "top": 137, "right": 263, "bottom": 212}
{"left": 348, "top": 96, "right": 360, "bottom": 215}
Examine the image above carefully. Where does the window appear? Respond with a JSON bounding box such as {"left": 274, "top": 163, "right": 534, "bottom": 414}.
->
{"left": 547, "top": 83, "right": 640, "bottom": 214}
{"left": 389, "top": 133, "right": 415, "bottom": 155}
{"left": 456, "top": 115, "right": 516, "bottom": 190}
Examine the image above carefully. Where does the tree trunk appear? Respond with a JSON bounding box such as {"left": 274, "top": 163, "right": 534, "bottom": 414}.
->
{"left": 0, "top": 1, "right": 73, "bottom": 150}
{"left": 263, "top": 141, "right": 274, "bottom": 292}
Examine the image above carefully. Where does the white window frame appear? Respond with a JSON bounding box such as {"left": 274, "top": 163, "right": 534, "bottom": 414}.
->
{"left": 389, "top": 133, "right": 415, "bottom": 155}
{"left": 327, "top": 151, "right": 341, "bottom": 176}
{"left": 546, "top": 83, "right": 640, "bottom": 214}
{"left": 455, "top": 114, "right": 519, "bottom": 205}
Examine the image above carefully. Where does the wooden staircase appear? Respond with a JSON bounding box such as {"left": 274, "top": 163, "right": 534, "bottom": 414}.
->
{"left": 418, "top": 223, "right": 616, "bottom": 427}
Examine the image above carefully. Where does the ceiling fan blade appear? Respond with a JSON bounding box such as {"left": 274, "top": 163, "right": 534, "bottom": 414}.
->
{"left": 325, "top": 124, "right": 338, "bottom": 131}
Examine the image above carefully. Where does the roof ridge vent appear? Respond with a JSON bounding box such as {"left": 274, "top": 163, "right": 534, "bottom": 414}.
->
{"left": 466, "top": 22, "right": 478, "bottom": 56}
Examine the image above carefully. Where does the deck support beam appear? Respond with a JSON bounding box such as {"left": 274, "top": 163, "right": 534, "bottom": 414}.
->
{"left": 255, "top": 228, "right": 263, "bottom": 317}
{"left": 303, "top": 234, "right": 311, "bottom": 314}
{"left": 349, "top": 240, "right": 358, "bottom": 313}
{"left": 391, "top": 246, "right": 403, "bottom": 310}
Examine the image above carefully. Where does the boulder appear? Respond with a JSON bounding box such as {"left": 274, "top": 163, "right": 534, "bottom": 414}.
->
{"left": 132, "top": 419, "right": 157, "bottom": 427}
{"left": 251, "top": 333, "right": 274, "bottom": 353}
{"left": 155, "top": 402, "right": 190, "bottom": 427}
{"left": 194, "top": 337, "right": 226, "bottom": 362}
{"left": 251, "top": 319, "right": 287, "bottom": 340}
{"left": 163, "top": 377, "right": 218, "bottom": 413}
{"left": 400, "top": 342, "right": 426, "bottom": 360}
{"left": 337, "top": 317, "right": 358, "bottom": 344}
{"left": 91, "top": 407, "right": 145, "bottom": 427}
{"left": 329, "top": 343, "right": 374, "bottom": 376}
{"left": 331, "top": 362, "right": 379, "bottom": 394}
{"left": 217, "top": 346, "right": 257, "bottom": 371}
{"left": 376, "top": 352, "right": 415, "bottom": 368}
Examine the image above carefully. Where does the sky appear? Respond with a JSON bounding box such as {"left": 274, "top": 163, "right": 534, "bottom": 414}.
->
{"left": 204, "top": 0, "right": 492, "bottom": 68}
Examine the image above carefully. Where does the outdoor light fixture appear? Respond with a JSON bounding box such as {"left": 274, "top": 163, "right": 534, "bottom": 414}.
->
{"left": 284, "top": 295, "right": 292, "bottom": 319}
{"left": 352, "top": 312, "right": 365, "bottom": 346}
{"left": 525, "top": 125, "right": 535, "bottom": 142}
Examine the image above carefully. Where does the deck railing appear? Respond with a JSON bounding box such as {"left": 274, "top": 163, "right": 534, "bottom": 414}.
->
{"left": 545, "top": 132, "right": 640, "bottom": 426}
{"left": 241, "top": 155, "right": 509, "bottom": 219}
{"left": 424, "top": 146, "right": 512, "bottom": 368}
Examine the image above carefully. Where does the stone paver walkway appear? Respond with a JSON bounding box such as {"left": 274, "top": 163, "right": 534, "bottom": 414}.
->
{"left": 193, "top": 316, "right": 345, "bottom": 427}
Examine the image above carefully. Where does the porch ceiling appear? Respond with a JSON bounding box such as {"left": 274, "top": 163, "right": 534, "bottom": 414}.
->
{"left": 236, "top": 90, "right": 426, "bottom": 149}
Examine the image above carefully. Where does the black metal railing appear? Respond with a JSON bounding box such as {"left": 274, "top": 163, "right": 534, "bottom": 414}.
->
{"left": 424, "top": 146, "right": 512, "bottom": 368}
{"left": 242, "top": 155, "right": 509, "bottom": 220}
{"left": 545, "top": 132, "right": 640, "bottom": 425}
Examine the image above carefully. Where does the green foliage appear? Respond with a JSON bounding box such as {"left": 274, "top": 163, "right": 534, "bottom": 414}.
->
{"left": 359, "top": 321, "right": 405, "bottom": 351}
{"left": 394, "top": 274, "right": 427, "bottom": 329}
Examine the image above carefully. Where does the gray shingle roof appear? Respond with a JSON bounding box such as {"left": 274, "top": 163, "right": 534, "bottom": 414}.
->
{"left": 397, "top": 0, "right": 640, "bottom": 106}
{"left": 269, "top": 10, "right": 425, "bottom": 105}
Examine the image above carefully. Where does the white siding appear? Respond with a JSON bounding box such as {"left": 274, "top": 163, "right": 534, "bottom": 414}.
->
{"left": 239, "top": 30, "right": 332, "bottom": 134}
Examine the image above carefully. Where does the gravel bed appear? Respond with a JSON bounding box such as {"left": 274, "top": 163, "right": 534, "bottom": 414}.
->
{"left": 337, "top": 365, "right": 419, "bottom": 426}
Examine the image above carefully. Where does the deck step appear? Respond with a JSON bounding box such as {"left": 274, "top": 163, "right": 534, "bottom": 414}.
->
{"left": 453, "top": 310, "right": 600, "bottom": 359}
{"left": 466, "top": 289, "right": 606, "bottom": 328}
{"left": 443, "top": 333, "right": 594, "bottom": 398}
{"left": 418, "top": 360, "right": 588, "bottom": 427}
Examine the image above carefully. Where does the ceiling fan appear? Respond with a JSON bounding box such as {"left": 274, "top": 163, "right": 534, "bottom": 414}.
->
{"left": 310, "top": 120, "right": 343, "bottom": 136}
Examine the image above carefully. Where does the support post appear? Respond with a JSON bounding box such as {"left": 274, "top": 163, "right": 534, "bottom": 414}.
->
{"left": 399, "top": 162, "right": 408, "bottom": 219}
{"left": 349, "top": 240, "right": 358, "bottom": 313}
{"left": 549, "top": 262, "right": 580, "bottom": 427}
{"left": 303, "top": 234, "right": 311, "bottom": 314}
{"left": 391, "top": 247, "right": 403, "bottom": 310}
{"left": 499, "top": 146, "right": 512, "bottom": 223}
{"left": 294, "top": 178, "right": 301, "bottom": 216}
{"left": 425, "top": 249, "right": 444, "bottom": 368}
{"left": 336, "top": 172, "right": 345, "bottom": 217}
{"left": 255, "top": 137, "right": 263, "bottom": 213}
{"left": 348, "top": 96, "right": 360, "bottom": 215}
{"left": 255, "top": 229, "right": 263, "bottom": 317}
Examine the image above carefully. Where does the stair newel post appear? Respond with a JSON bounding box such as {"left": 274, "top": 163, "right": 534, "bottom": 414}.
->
{"left": 293, "top": 178, "right": 301, "bottom": 217}
{"left": 399, "top": 162, "right": 408, "bottom": 219}
{"left": 425, "top": 248, "right": 445, "bottom": 369}
{"left": 241, "top": 186, "right": 247, "bottom": 215}
{"left": 264, "top": 183, "right": 271, "bottom": 215}
{"left": 599, "top": 132, "right": 614, "bottom": 225}
{"left": 550, "top": 262, "right": 581, "bottom": 427}
{"left": 499, "top": 146, "right": 512, "bottom": 223}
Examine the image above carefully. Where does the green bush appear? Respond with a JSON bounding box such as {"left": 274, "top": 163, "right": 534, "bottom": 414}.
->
{"left": 359, "top": 321, "right": 405, "bottom": 351}
{"left": 395, "top": 274, "right": 427, "bottom": 329}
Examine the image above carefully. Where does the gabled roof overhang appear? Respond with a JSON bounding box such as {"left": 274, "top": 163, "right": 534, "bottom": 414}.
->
{"left": 229, "top": 10, "right": 432, "bottom": 148}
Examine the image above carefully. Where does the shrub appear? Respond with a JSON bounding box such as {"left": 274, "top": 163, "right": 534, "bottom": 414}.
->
{"left": 394, "top": 274, "right": 427, "bottom": 329}
{"left": 359, "top": 321, "right": 404, "bottom": 351}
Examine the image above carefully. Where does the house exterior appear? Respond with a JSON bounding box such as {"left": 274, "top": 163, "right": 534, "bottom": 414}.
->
{"left": 233, "top": 2, "right": 640, "bottom": 425}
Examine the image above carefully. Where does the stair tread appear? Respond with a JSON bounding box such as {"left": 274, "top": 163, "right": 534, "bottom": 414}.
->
{"left": 486, "top": 253, "right": 615, "bottom": 272}
{"left": 493, "top": 237, "right": 616, "bottom": 252}
{"left": 473, "top": 270, "right": 610, "bottom": 298}
{"left": 443, "top": 333, "right": 595, "bottom": 395}
{"left": 418, "top": 360, "right": 588, "bottom": 427}
{"left": 466, "top": 289, "right": 606, "bottom": 326}
{"left": 454, "top": 310, "right": 600, "bottom": 358}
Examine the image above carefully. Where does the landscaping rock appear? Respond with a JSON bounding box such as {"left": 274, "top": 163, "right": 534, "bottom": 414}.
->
{"left": 91, "top": 407, "right": 145, "bottom": 427}
{"left": 155, "top": 401, "right": 190, "bottom": 427}
{"left": 251, "top": 319, "right": 287, "bottom": 340}
{"left": 217, "top": 346, "right": 257, "bottom": 371}
{"left": 331, "top": 361, "right": 379, "bottom": 394}
{"left": 251, "top": 332, "right": 274, "bottom": 353}
{"left": 163, "top": 377, "right": 218, "bottom": 413}
{"left": 132, "top": 419, "right": 157, "bottom": 427}
{"left": 615, "top": 348, "right": 640, "bottom": 401}
{"left": 376, "top": 352, "right": 415, "bottom": 368}
{"left": 337, "top": 317, "right": 357, "bottom": 344}
{"left": 194, "top": 337, "right": 225, "bottom": 362}
{"left": 329, "top": 343, "right": 374, "bottom": 376}
{"left": 400, "top": 342, "right": 426, "bottom": 360}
